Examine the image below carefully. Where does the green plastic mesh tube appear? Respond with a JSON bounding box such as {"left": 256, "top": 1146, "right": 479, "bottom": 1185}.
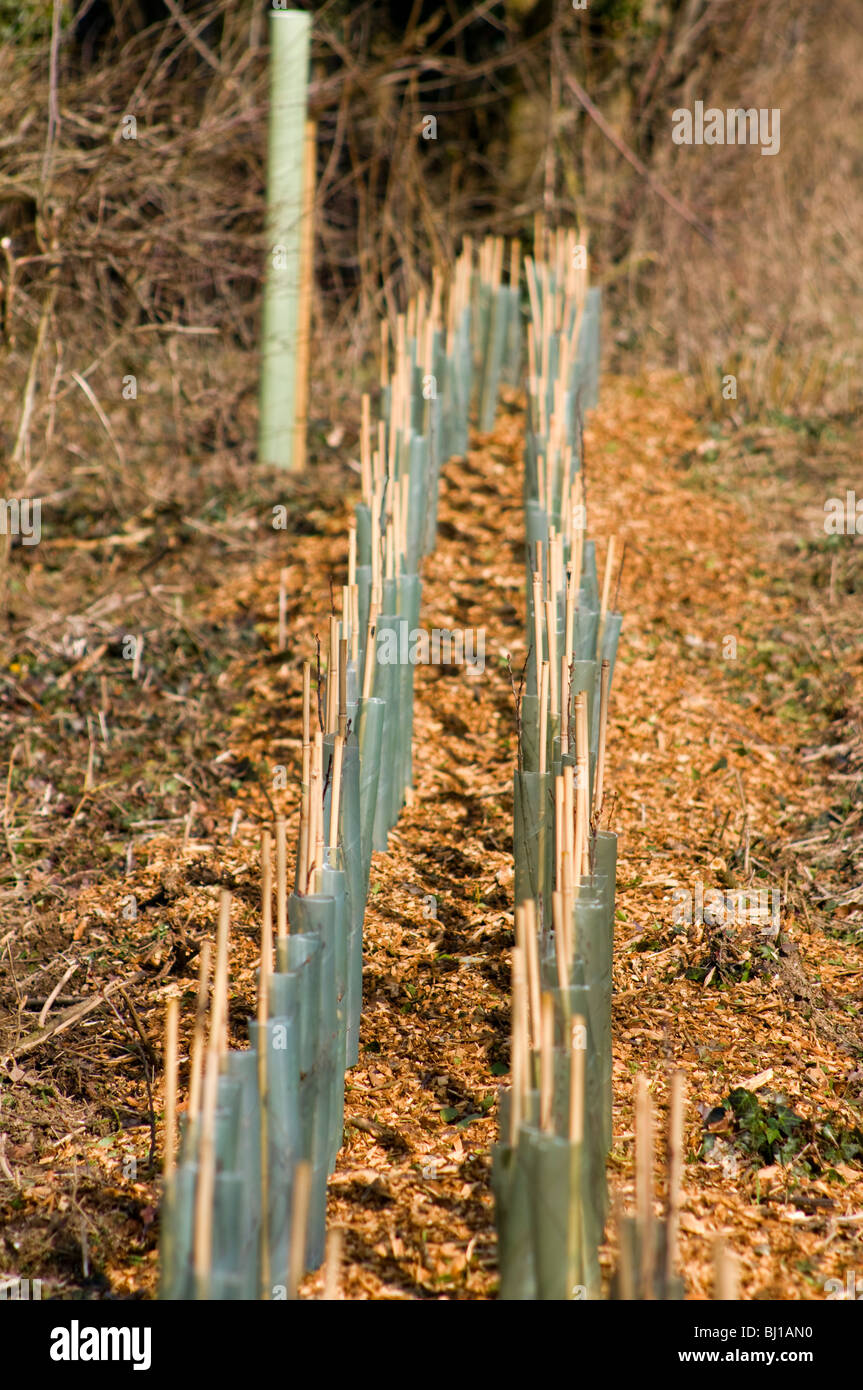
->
{"left": 248, "top": 1013, "right": 300, "bottom": 1293}
{"left": 502, "top": 285, "right": 522, "bottom": 384}
{"left": 164, "top": 1157, "right": 197, "bottom": 1299}
{"left": 224, "top": 1048, "right": 262, "bottom": 1299}
{"left": 581, "top": 540, "right": 599, "bottom": 607}
{"left": 286, "top": 894, "right": 338, "bottom": 1269}
{"left": 315, "top": 851, "right": 349, "bottom": 1168}
{"left": 257, "top": 10, "right": 310, "bottom": 470}
{"left": 324, "top": 735, "right": 364, "bottom": 1068}
{"left": 574, "top": 602, "right": 600, "bottom": 662}
{"left": 406, "top": 435, "right": 429, "bottom": 573}
{"left": 479, "top": 286, "right": 510, "bottom": 432}
{"left": 575, "top": 886, "right": 613, "bottom": 1155}
{"left": 522, "top": 1127, "right": 591, "bottom": 1300}
{"left": 212, "top": 1169, "right": 245, "bottom": 1300}
{"left": 397, "top": 574, "right": 422, "bottom": 798}
{"left": 547, "top": 980, "right": 606, "bottom": 1239}
{"left": 492, "top": 1088, "right": 540, "bottom": 1301}
{"left": 513, "top": 771, "right": 553, "bottom": 928}
{"left": 519, "top": 693, "right": 539, "bottom": 773}
{"left": 594, "top": 610, "right": 623, "bottom": 750}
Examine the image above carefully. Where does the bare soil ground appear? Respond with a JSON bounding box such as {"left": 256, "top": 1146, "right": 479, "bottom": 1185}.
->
{"left": 1, "top": 375, "right": 860, "bottom": 1299}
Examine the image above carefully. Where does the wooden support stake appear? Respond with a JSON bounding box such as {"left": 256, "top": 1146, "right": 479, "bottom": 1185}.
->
{"left": 326, "top": 616, "right": 339, "bottom": 734}
{"left": 275, "top": 817, "right": 287, "bottom": 939}
{"left": 360, "top": 396, "right": 372, "bottom": 504}
{"left": 538, "top": 660, "right": 549, "bottom": 777}
{"left": 288, "top": 1159, "right": 312, "bottom": 1300}
{"left": 594, "top": 657, "right": 611, "bottom": 822}
{"left": 338, "top": 636, "right": 348, "bottom": 739}
{"left": 636, "top": 1074, "right": 655, "bottom": 1301}
{"left": 187, "top": 941, "right": 212, "bottom": 1128}
{"left": 666, "top": 1071, "right": 685, "bottom": 1294}
{"left": 259, "top": 831, "right": 273, "bottom": 1023}
{"left": 599, "top": 534, "right": 618, "bottom": 643}
{"left": 713, "top": 1238, "right": 738, "bottom": 1300}
{"left": 193, "top": 890, "right": 231, "bottom": 1298}
{"left": 540, "top": 992, "right": 554, "bottom": 1135}
{"left": 553, "top": 890, "right": 568, "bottom": 993}
{"left": 322, "top": 1227, "right": 344, "bottom": 1301}
{"left": 362, "top": 609, "right": 377, "bottom": 702}
{"left": 523, "top": 898, "right": 542, "bottom": 1054}
{"left": 163, "top": 996, "right": 178, "bottom": 1182}
{"left": 568, "top": 1014, "right": 585, "bottom": 1145}
{"left": 510, "top": 946, "right": 527, "bottom": 1145}
{"left": 545, "top": 598, "right": 558, "bottom": 720}
{"left": 278, "top": 568, "right": 288, "bottom": 651}
{"left": 330, "top": 734, "right": 344, "bottom": 849}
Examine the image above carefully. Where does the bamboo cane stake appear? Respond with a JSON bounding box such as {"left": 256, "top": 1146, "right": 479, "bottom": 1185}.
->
{"left": 350, "top": 583, "right": 359, "bottom": 665}
{"left": 568, "top": 1014, "right": 585, "bottom": 1145}
{"left": 326, "top": 616, "right": 339, "bottom": 734}
{"left": 636, "top": 1074, "right": 655, "bottom": 1301}
{"left": 330, "top": 734, "right": 344, "bottom": 849}
{"left": 193, "top": 890, "right": 231, "bottom": 1298}
{"left": 545, "top": 598, "right": 558, "bottom": 721}
{"left": 599, "top": 534, "right": 618, "bottom": 649}
{"left": 307, "top": 732, "right": 321, "bottom": 884}
{"left": 313, "top": 730, "right": 324, "bottom": 879}
{"left": 615, "top": 1192, "right": 635, "bottom": 1301}
{"left": 537, "top": 656, "right": 549, "bottom": 775}
{"left": 379, "top": 319, "right": 389, "bottom": 393}
{"left": 531, "top": 566, "right": 544, "bottom": 695}
{"left": 338, "top": 636, "right": 348, "bottom": 740}
{"left": 341, "top": 583, "right": 350, "bottom": 657}
{"left": 399, "top": 472, "right": 410, "bottom": 564}
{"left": 563, "top": 763, "right": 575, "bottom": 963}
{"left": 666, "top": 1071, "right": 685, "bottom": 1293}
{"left": 277, "top": 569, "right": 288, "bottom": 652}
{"left": 260, "top": 831, "right": 273, "bottom": 1021}
{"left": 562, "top": 566, "right": 574, "bottom": 754}
{"left": 298, "top": 661, "right": 311, "bottom": 893}
{"left": 163, "top": 996, "right": 179, "bottom": 1183}
{"left": 540, "top": 992, "right": 554, "bottom": 1135}
{"left": 594, "top": 657, "right": 611, "bottom": 822}
{"left": 554, "top": 774, "right": 564, "bottom": 888}
{"left": 187, "top": 941, "right": 212, "bottom": 1129}
{"left": 572, "top": 493, "right": 585, "bottom": 590}
{"left": 525, "top": 257, "right": 541, "bottom": 342}
{"left": 523, "top": 897, "right": 541, "bottom": 1054}
{"left": 288, "top": 1159, "right": 312, "bottom": 1300}
{"left": 360, "top": 396, "right": 372, "bottom": 505}
{"left": 553, "top": 889, "right": 568, "bottom": 992}
{"left": 573, "top": 692, "right": 587, "bottom": 880}
{"left": 322, "top": 1227, "right": 344, "bottom": 1301}
{"left": 510, "top": 946, "right": 527, "bottom": 1145}
{"left": 361, "top": 608, "right": 377, "bottom": 701}
{"left": 577, "top": 694, "right": 591, "bottom": 877}
{"left": 713, "top": 1238, "right": 738, "bottom": 1300}
{"left": 258, "top": 837, "right": 272, "bottom": 1298}
{"left": 510, "top": 238, "right": 520, "bottom": 290}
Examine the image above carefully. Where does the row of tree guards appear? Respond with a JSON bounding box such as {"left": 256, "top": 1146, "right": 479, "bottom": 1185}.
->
{"left": 492, "top": 227, "right": 621, "bottom": 1300}
{"left": 496, "top": 229, "right": 736, "bottom": 1301}
{"left": 159, "top": 231, "right": 530, "bottom": 1299}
